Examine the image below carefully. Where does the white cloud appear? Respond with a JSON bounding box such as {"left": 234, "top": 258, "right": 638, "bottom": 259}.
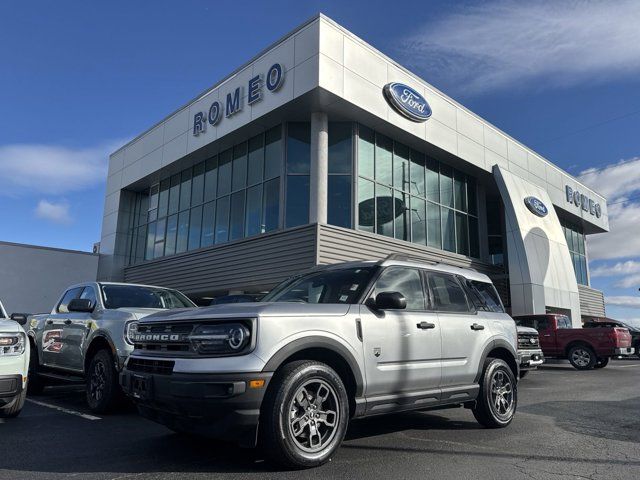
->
{"left": 35, "top": 200, "right": 72, "bottom": 225}
{"left": 402, "top": 0, "right": 640, "bottom": 94}
{"left": 605, "top": 296, "right": 640, "bottom": 309}
{"left": 579, "top": 158, "right": 640, "bottom": 261}
{"left": 590, "top": 260, "right": 640, "bottom": 277}
{"left": 0, "top": 140, "right": 122, "bottom": 196}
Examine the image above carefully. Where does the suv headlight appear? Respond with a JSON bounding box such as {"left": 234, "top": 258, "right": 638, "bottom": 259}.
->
{"left": 0, "top": 332, "right": 26, "bottom": 356}
{"left": 125, "top": 321, "right": 138, "bottom": 345}
{"left": 188, "top": 323, "right": 251, "bottom": 355}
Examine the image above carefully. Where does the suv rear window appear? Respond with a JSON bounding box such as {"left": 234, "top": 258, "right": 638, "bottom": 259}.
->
{"left": 427, "top": 272, "right": 471, "bottom": 313}
{"left": 465, "top": 280, "right": 504, "bottom": 313}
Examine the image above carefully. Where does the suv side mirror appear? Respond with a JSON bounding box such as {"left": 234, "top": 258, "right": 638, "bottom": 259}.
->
{"left": 68, "top": 298, "right": 95, "bottom": 313}
{"left": 10, "top": 313, "right": 28, "bottom": 325}
{"left": 374, "top": 292, "right": 407, "bottom": 310}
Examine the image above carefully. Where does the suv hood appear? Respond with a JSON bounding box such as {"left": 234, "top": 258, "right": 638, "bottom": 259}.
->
{"left": 517, "top": 326, "right": 538, "bottom": 335}
{"left": 139, "top": 302, "right": 351, "bottom": 323}
{"left": 0, "top": 319, "right": 22, "bottom": 333}
{"left": 114, "top": 307, "right": 173, "bottom": 320}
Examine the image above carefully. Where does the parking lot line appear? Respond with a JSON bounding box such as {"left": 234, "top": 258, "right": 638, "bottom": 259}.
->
{"left": 25, "top": 399, "right": 102, "bottom": 421}
{"left": 615, "top": 364, "right": 640, "bottom": 368}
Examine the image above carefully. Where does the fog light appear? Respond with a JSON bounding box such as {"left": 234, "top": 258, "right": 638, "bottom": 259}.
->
{"left": 249, "top": 379, "right": 265, "bottom": 389}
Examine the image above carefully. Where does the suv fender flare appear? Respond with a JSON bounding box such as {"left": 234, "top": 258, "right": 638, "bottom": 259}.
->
{"left": 83, "top": 332, "right": 119, "bottom": 372}
{"left": 474, "top": 338, "right": 519, "bottom": 383}
{"left": 262, "top": 336, "right": 365, "bottom": 397}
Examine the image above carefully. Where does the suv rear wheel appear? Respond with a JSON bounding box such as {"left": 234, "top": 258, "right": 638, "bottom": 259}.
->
{"left": 86, "top": 349, "right": 121, "bottom": 413}
{"left": 473, "top": 357, "right": 517, "bottom": 428}
{"left": 568, "top": 345, "right": 596, "bottom": 370}
{"left": 594, "top": 357, "right": 609, "bottom": 369}
{"left": 260, "top": 360, "right": 349, "bottom": 469}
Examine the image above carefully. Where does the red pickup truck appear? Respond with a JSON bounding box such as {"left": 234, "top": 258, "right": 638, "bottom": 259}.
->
{"left": 513, "top": 314, "right": 634, "bottom": 370}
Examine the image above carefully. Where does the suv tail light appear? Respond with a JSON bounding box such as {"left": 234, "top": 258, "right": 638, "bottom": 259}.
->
{"left": 610, "top": 327, "right": 631, "bottom": 345}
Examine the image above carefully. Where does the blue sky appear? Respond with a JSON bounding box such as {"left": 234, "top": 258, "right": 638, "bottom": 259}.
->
{"left": 1, "top": 0, "right": 639, "bottom": 322}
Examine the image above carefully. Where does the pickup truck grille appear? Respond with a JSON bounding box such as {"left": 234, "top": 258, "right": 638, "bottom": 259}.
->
{"left": 133, "top": 322, "right": 194, "bottom": 354}
{"left": 518, "top": 334, "right": 540, "bottom": 350}
{"left": 127, "top": 358, "right": 175, "bottom": 375}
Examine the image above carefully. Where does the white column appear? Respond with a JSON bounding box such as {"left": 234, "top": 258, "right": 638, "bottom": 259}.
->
{"left": 309, "top": 111, "right": 328, "bottom": 224}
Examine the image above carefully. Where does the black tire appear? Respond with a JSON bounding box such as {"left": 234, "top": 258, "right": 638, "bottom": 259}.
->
{"left": 27, "top": 343, "right": 45, "bottom": 395}
{"left": 568, "top": 345, "right": 597, "bottom": 370}
{"left": 519, "top": 370, "right": 529, "bottom": 379}
{"left": 0, "top": 389, "right": 27, "bottom": 418}
{"left": 260, "top": 360, "right": 350, "bottom": 469}
{"left": 473, "top": 358, "right": 517, "bottom": 428}
{"left": 85, "top": 349, "right": 121, "bottom": 413}
{"left": 594, "top": 357, "right": 610, "bottom": 369}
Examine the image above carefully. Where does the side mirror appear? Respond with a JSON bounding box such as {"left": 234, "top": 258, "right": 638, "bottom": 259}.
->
{"left": 68, "top": 298, "right": 95, "bottom": 313}
{"left": 10, "top": 313, "right": 28, "bottom": 325}
{"left": 374, "top": 292, "right": 407, "bottom": 310}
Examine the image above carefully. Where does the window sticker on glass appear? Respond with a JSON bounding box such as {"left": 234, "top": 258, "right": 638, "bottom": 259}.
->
{"left": 339, "top": 295, "right": 349, "bottom": 302}
{"left": 350, "top": 284, "right": 359, "bottom": 291}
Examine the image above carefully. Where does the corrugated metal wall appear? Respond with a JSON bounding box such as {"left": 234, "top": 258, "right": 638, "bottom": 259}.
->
{"left": 578, "top": 284, "right": 606, "bottom": 318}
{"left": 124, "top": 225, "right": 318, "bottom": 295}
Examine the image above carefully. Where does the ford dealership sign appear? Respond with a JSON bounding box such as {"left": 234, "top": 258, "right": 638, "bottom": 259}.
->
{"left": 524, "top": 196, "right": 549, "bottom": 217}
{"left": 383, "top": 83, "right": 432, "bottom": 122}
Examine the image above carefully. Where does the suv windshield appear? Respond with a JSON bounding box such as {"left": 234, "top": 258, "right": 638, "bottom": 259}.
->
{"left": 263, "top": 267, "right": 376, "bottom": 304}
{"left": 100, "top": 285, "right": 195, "bottom": 309}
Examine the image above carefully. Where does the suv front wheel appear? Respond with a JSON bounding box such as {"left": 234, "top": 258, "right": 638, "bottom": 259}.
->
{"left": 473, "top": 357, "right": 517, "bottom": 428}
{"left": 260, "top": 360, "right": 349, "bottom": 469}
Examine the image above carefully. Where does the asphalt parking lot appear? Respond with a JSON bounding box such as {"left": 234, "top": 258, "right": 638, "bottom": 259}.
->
{"left": 1, "top": 360, "right": 639, "bottom": 480}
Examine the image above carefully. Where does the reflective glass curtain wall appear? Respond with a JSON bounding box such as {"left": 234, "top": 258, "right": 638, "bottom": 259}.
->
{"left": 561, "top": 219, "right": 588, "bottom": 286}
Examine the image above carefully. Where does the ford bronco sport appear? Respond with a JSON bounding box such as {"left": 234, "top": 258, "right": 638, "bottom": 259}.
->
{"left": 121, "top": 255, "right": 519, "bottom": 468}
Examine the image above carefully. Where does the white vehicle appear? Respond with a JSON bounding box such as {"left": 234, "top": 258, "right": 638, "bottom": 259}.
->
{"left": 0, "top": 300, "right": 29, "bottom": 418}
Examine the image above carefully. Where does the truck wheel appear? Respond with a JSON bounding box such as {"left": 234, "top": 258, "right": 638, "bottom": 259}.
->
{"left": 0, "top": 389, "right": 27, "bottom": 418}
{"left": 568, "top": 345, "right": 596, "bottom": 370}
{"left": 519, "top": 370, "right": 529, "bottom": 379}
{"left": 473, "top": 357, "right": 517, "bottom": 428}
{"left": 260, "top": 360, "right": 349, "bottom": 469}
{"left": 27, "top": 345, "right": 45, "bottom": 395}
{"left": 594, "top": 357, "right": 610, "bottom": 369}
{"left": 86, "top": 349, "right": 120, "bottom": 413}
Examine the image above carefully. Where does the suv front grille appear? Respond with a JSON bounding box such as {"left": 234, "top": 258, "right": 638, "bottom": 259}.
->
{"left": 518, "top": 334, "right": 540, "bottom": 350}
{"left": 127, "top": 358, "right": 175, "bottom": 375}
{"left": 133, "top": 322, "right": 195, "bottom": 354}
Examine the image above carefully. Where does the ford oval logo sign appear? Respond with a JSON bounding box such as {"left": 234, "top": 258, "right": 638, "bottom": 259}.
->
{"left": 524, "top": 196, "right": 548, "bottom": 217}
{"left": 383, "top": 83, "right": 432, "bottom": 122}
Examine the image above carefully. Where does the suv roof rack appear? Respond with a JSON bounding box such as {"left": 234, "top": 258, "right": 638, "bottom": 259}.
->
{"left": 380, "top": 253, "right": 440, "bottom": 266}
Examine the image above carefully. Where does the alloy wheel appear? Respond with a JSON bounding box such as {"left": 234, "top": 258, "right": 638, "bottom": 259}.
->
{"left": 490, "top": 369, "right": 514, "bottom": 419}
{"left": 89, "top": 360, "right": 106, "bottom": 402}
{"left": 571, "top": 348, "right": 591, "bottom": 367}
{"left": 287, "top": 379, "right": 340, "bottom": 453}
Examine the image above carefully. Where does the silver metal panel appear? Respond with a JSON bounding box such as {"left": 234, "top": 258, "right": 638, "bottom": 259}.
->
{"left": 578, "top": 284, "right": 606, "bottom": 318}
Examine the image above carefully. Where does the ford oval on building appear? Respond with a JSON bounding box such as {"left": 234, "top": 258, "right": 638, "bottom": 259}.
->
{"left": 383, "top": 82, "right": 432, "bottom": 122}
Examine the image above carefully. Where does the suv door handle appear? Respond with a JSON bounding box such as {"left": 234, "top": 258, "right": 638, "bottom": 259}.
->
{"left": 470, "top": 323, "right": 485, "bottom": 331}
{"left": 417, "top": 321, "right": 436, "bottom": 330}
{"left": 64, "top": 320, "right": 72, "bottom": 325}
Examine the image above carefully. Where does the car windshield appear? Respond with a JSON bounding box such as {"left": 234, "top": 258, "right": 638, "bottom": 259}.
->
{"left": 100, "top": 285, "right": 195, "bottom": 309}
{"left": 263, "top": 267, "right": 376, "bottom": 304}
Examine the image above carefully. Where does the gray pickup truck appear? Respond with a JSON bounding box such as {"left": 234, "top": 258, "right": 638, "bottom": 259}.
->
{"left": 27, "top": 282, "right": 195, "bottom": 412}
{"left": 121, "top": 255, "right": 520, "bottom": 468}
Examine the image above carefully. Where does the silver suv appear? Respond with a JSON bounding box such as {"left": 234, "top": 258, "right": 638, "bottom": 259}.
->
{"left": 121, "top": 255, "right": 519, "bottom": 468}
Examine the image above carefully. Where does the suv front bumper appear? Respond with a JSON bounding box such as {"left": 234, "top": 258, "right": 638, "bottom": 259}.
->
{"left": 615, "top": 347, "right": 635, "bottom": 356}
{"left": 518, "top": 349, "right": 545, "bottom": 370}
{"left": 120, "top": 367, "right": 272, "bottom": 448}
{"left": 0, "top": 374, "right": 23, "bottom": 407}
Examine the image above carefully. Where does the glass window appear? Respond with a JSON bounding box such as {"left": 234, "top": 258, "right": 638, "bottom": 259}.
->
{"left": 201, "top": 201, "right": 215, "bottom": 247}
{"left": 375, "top": 133, "right": 393, "bottom": 186}
{"left": 394, "top": 190, "right": 410, "bottom": 241}
{"left": 376, "top": 185, "right": 393, "bottom": 238}
{"left": 428, "top": 273, "right": 470, "bottom": 313}
{"left": 410, "top": 150, "right": 426, "bottom": 197}
{"left": 329, "top": 123, "right": 352, "bottom": 174}
{"left": 357, "top": 178, "right": 375, "bottom": 233}
{"left": 176, "top": 210, "right": 189, "bottom": 254}
{"left": 215, "top": 195, "right": 230, "bottom": 243}
{"left": 145, "top": 221, "right": 156, "bottom": 260}
{"left": 442, "top": 207, "right": 455, "bottom": 252}
{"left": 164, "top": 214, "right": 178, "bottom": 256}
{"left": 469, "top": 217, "right": 480, "bottom": 258}
{"left": 562, "top": 219, "right": 588, "bottom": 286}
{"left": 188, "top": 205, "right": 202, "bottom": 250}
{"left": 411, "top": 197, "right": 426, "bottom": 245}
{"left": 556, "top": 316, "right": 572, "bottom": 329}
{"left": 440, "top": 165, "right": 454, "bottom": 207}
{"left": 154, "top": 217, "right": 166, "bottom": 259}
{"left": 454, "top": 171, "right": 466, "bottom": 212}
{"left": 467, "top": 280, "right": 504, "bottom": 313}
{"left": 328, "top": 175, "right": 351, "bottom": 228}
{"left": 192, "top": 162, "right": 205, "bottom": 206}
{"left": 455, "top": 212, "right": 469, "bottom": 256}
{"left": 204, "top": 156, "right": 218, "bottom": 202}
{"left": 489, "top": 236, "right": 504, "bottom": 266}
{"left": 168, "top": 174, "right": 180, "bottom": 215}
{"left": 426, "top": 158, "right": 439, "bottom": 202}
{"left": 80, "top": 286, "right": 98, "bottom": 306}
{"left": 149, "top": 184, "right": 159, "bottom": 211}
{"left": 263, "top": 177, "right": 280, "bottom": 233}
{"left": 101, "top": 285, "right": 195, "bottom": 309}
{"left": 217, "top": 149, "right": 232, "bottom": 197}
{"left": 232, "top": 142, "right": 247, "bottom": 191}
{"left": 265, "top": 126, "right": 282, "bottom": 180}
{"left": 179, "top": 169, "right": 192, "bottom": 211}
{"left": 427, "top": 201, "right": 441, "bottom": 249}
{"left": 135, "top": 225, "right": 146, "bottom": 262}
{"left": 467, "top": 179, "right": 477, "bottom": 215}
{"left": 393, "top": 143, "right": 410, "bottom": 191}
{"left": 245, "top": 184, "right": 263, "bottom": 237}
{"left": 358, "top": 125, "right": 375, "bottom": 179}
{"left": 287, "top": 123, "right": 310, "bottom": 174}
{"left": 373, "top": 267, "right": 426, "bottom": 310}
{"left": 158, "top": 179, "right": 170, "bottom": 218}
{"left": 285, "top": 175, "right": 310, "bottom": 228}
{"left": 57, "top": 287, "right": 84, "bottom": 313}
{"left": 247, "top": 134, "right": 264, "bottom": 186}
{"left": 229, "top": 191, "right": 246, "bottom": 240}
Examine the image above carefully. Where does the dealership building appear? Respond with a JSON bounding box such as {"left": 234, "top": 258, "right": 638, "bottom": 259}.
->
{"left": 97, "top": 14, "right": 608, "bottom": 325}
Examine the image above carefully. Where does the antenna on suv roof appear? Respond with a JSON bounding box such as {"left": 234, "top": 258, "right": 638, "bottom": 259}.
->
{"left": 380, "top": 253, "right": 440, "bottom": 266}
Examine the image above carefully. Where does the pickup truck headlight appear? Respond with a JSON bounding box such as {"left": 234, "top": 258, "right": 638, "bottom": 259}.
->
{"left": 188, "top": 323, "right": 251, "bottom": 355}
{"left": 0, "top": 332, "right": 26, "bottom": 356}
{"left": 125, "top": 321, "right": 138, "bottom": 345}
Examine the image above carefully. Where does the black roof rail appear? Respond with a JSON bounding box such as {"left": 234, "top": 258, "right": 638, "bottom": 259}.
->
{"left": 380, "top": 253, "right": 440, "bottom": 266}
